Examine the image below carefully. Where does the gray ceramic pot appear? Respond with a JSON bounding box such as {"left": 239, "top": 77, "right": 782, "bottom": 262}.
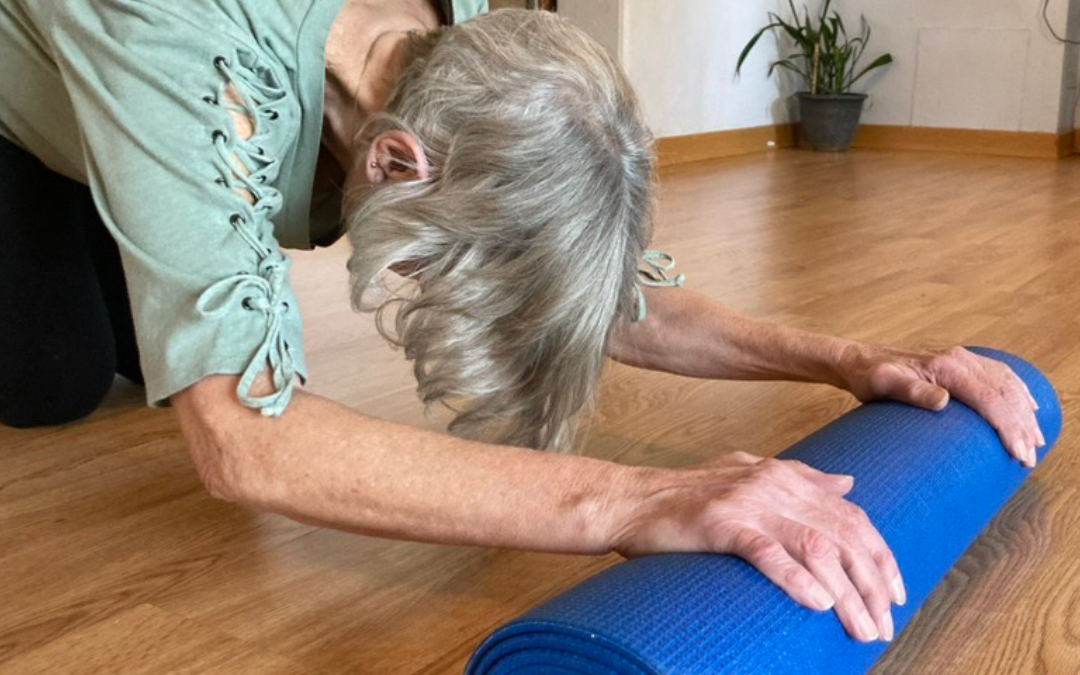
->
{"left": 796, "top": 92, "right": 867, "bottom": 152}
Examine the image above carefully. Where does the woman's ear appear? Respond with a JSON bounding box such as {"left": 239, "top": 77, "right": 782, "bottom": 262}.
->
{"left": 365, "top": 130, "right": 430, "bottom": 184}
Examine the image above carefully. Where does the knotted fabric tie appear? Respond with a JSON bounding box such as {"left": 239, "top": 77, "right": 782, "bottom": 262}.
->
{"left": 196, "top": 259, "right": 295, "bottom": 416}
{"left": 634, "top": 250, "right": 686, "bottom": 322}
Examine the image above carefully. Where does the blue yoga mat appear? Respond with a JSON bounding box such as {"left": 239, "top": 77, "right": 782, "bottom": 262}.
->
{"left": 467, "top": 348, "right": 1062, "bottom": 675}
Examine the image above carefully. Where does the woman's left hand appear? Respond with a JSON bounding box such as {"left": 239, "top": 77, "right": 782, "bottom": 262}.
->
{"left": 837, "top": 345, "right": 1044, "bottom": 467}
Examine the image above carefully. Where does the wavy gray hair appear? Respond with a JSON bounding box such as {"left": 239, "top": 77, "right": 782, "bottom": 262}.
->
{"left": 346, "top": 9, "right": 655, "bottom": 451}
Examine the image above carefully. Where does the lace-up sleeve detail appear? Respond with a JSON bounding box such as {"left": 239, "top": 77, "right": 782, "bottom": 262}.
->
{"left": 633, "top": 250, "right": 686, "bottom": 322}
{"left": 196, "top": 54, "right": 299, "bottom": 416}
{"left": 46, "top": 10, "right": 308, "bottom": 414}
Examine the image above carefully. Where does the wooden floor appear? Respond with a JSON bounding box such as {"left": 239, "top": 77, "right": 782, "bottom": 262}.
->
{"left": 3, "top": 149, "right": 1080, "bottom": 674}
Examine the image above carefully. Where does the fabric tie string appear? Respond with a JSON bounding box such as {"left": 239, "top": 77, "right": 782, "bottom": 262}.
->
{"left": 635, "top": 250, "right": 686, "bottom": 322}
{"left": 195, "top": 260, "right": 295, "bottom": 416}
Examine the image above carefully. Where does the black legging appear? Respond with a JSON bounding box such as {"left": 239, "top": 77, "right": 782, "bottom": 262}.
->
{"left": 0, "top": 135, "right": 143, "bottom": 428}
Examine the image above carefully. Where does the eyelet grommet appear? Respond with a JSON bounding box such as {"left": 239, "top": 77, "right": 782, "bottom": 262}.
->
{"left": 256, "top": 175, "right": 267, "bottom": 184}
{"left": 229, "top": 214, "right": 244, "bottom": 227}
{"left": 282, "top": 302, "right": 290, "bottom": 311}
{"left": 213, "top": 56, "right": 230, "bottom": 70}
{"left": 241, "top": 297, "right": 255, "bottom": 311}
{"left": 212, "top": 130, "right": 228, "bottom": 144}
{"left": 202, "top": 95, "right": 218, "bottom": 105}
{"left": 214, "top": 177, "right": 228, "bottom": 186}
{"left": 266, "top": 110, "right": 279, "bottom": 120}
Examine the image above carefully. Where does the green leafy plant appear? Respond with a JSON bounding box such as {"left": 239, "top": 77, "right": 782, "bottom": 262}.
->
{"left": 736, "top": 0, "right": 893, "bottom": 95}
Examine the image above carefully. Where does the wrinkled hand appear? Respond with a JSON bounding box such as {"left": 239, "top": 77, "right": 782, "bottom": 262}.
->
{"left": 611, "top": 453, "right": 905, "bottom": 643}
{"left": 838, "top": 345, "right": 1044, "bottom": 466}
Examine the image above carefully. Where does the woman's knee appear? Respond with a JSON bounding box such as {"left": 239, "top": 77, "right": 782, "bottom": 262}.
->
{"left": 0, "top": 348, "right": 116, "bottom": 429}
{"left": 0, "top": 135, "right": 126, "bottom": 428}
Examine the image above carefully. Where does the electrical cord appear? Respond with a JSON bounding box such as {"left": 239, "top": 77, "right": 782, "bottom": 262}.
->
{"left": 1043, "top": 0, "right": 1080, "bottom": 45}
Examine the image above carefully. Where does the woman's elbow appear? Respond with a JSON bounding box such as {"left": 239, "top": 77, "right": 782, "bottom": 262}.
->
{"left": 190, "top": 439, "right": 246, "bottom": 503}
{"left": 172, "top": 376, "right": 260, "bottom": 505}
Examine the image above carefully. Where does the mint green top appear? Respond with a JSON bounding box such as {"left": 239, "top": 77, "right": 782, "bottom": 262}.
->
{"left": 0, "top": 0, "right": 487, "bottom": 416}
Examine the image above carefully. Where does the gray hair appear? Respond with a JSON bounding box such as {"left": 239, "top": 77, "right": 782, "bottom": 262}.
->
{"left": 346, "top": 9, "right": 655, "bottom": 451}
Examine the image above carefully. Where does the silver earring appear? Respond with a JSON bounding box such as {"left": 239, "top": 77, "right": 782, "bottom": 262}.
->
{"left": 370, "top": 161, "right": 378, "bottom": 168}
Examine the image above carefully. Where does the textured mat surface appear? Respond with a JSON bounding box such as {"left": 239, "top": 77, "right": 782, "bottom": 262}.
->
{"left": 466, "top": 348, "right": 1063, "bottom": 675}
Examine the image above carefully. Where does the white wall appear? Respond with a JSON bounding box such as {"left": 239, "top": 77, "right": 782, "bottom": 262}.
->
{"left": 618, "top": 1, "right": 802, "bottom": 137}
{"left": 845, "top": 0, "right": 1077, "bottom": 133}
{"left": 560, "top": 0, "right": 1080, "bottom": 137}
{"left": 558, "top": 0, "right": 622, "bottom": 64}
{"left": 1065, "top": 0, "right": 1080, "bottom": 129}
{"left": 562, "top": 0, "right": 801, "bottom": 137}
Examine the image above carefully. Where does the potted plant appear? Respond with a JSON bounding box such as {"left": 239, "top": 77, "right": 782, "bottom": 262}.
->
{"left": 736, "top": 0, "right": 894, "bottom": 152}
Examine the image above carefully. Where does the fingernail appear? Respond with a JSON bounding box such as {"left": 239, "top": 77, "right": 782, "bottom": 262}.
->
{"left": 1037, "top": 428, "right": 1046, "bottom": 447}
{"left": 810, "top": 584, "right": 834, "bottom": 611}
{"left": 892, "top": 576, "right": 907, "bottom": 606}
{"left": 1012, "top": 440, "right": 1027, "bottom": 462}
{"left": 857, "top": 612, "right": 879, "bottom": 642}
{"left": 880, "top": 611, "right": 894, "bottom": 642}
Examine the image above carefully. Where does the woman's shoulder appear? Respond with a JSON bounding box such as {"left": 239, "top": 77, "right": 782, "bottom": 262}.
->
{"left": 447, "top": 0, "right": 489, "bottom": 24}
{"left": 25, "top": 0, "right": 328, "bottom": 65}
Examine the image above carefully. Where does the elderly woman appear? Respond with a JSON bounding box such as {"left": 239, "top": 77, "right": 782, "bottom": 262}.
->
{"left": 0, "top": 0, "right": 1042, "bottom": 647}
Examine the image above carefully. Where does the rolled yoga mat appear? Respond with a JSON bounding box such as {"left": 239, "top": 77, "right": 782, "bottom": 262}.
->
{"left": 466, "top": 348, "right": 1063, "bottom": 675}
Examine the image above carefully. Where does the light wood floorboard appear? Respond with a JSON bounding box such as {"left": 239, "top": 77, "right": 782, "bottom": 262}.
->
{"left": 3, "top": 149, "right": 1080, "bottom": 673}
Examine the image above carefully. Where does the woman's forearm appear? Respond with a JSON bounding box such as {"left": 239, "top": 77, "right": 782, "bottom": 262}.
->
{"left": 174, "top": 376, "right": 632, "bottom": 555}
{"left": 609, "top": 286, "right": 856, "bottom": 386}
{"left": 173, "top": 373, "right": 905, "bottom": 643}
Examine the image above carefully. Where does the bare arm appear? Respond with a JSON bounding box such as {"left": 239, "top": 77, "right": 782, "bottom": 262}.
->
{"left": 610, "top": 286, "right": 1043, "bottom": 465}
{"left": 175, "top": 375, "right": 627, "bottom": 554}
{"left": 172, "top": 374, "right": 904, "bottom": 643}
{"left": 610, "top": 286, "right": 851, "bottom": 385}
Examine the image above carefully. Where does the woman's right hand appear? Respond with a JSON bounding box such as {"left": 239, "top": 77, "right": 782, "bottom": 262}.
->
{"left": 609, "top": 452, "right": 905, "bottom": 643}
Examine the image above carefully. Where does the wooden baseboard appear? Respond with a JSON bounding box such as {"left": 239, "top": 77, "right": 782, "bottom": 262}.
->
{"left": 655, "top": 124, "right": 1076, "bottom": 168}
{"left": 853, "top": 125, "right": 1073, "bottom": 160}
{"left": 1059, "top": 130, "right": 1075, "bottom": 158}
{"left": 655, "top": 125, "right": 794, "bottom": 168}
